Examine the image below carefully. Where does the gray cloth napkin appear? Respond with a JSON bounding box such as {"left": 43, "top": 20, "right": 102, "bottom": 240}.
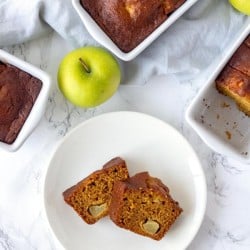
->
{"left": 0, "top": 0, "right": 249, "bottom": 84}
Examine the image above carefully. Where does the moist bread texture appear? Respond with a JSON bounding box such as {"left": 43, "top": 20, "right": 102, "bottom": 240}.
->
{"left": 63, "top": 157, "right": 129, "bottom": 224}
{"left": 216, "top": 35, "right": 250, "bottom": 116}
{"left": 80, "top": 0, "right": 186, "bottom": 52}
{"left": 0, "top": 62, "right": 42, "bottom": 144}
{"left": 109, "top": 171, "right": 182, "bottom": 240}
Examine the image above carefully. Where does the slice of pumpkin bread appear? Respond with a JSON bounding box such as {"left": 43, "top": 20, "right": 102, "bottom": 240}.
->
{"left": 109, "top": 171, "right": 182, "bottom": 240}
{"left": 63, "top": 157, "right": 129, "bottom": 224}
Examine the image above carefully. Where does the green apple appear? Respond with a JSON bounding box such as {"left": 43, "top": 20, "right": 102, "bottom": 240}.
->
{"left": 229, "top": 0, "right": 250, "bottom": 15}
{"left": 57, "top": 46, "right": 121, "bottom": 107}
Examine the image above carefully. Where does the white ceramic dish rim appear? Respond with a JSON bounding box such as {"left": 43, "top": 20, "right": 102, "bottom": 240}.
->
{"left": 42, "top": 111, "right": 207, "bottom": 250}
{"left": 185, "top": 20, "right": 250, "bottom": 162}
{"left": 0, "top": 49, "right": 51, "bottom": 152}
{"left": 72, "top": 0, "right": 200, "bottom": 61}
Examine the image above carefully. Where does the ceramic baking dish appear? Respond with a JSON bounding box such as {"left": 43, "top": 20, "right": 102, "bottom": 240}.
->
{"left": 72, "top": 0, "right": 199, "bottom": 61}
{"left": 185, "top": 20, "right": 250, "bottom": 162}
{"left": 0, "top": 49, "right": 51, "bottom": 152}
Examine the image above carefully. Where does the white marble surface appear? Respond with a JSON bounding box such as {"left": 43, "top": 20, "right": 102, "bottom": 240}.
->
{"left": 1, "top": 18, "right": 250, "bottom": 250}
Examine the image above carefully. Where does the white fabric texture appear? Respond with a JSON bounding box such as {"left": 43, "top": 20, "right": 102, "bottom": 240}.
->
{"left": 0, "top": 0, "right": 249, "bottom": 84}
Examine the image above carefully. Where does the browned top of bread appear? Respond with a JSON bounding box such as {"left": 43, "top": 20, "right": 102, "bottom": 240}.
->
{"left": 215, "top": 35, "right": 250, "bottom": 116}
{"left": 216, "top": 35, "right": 250, "bottom": 97}
{"left": 229, "top": 43, "right": 250, "bottom": 77}
{"left": 216, "top": 64, "right": 250, "bottom": 97}
{"left": 122, "top": 171, "right": 170, "bottom": 193}
{"left": 0, "top": 62, "right": 42, "bottom": 144}
{"left": 80, "top": 0, "right": 186, "bottom": 52}
{"left": 63, "top": 157, "right": 129, "bottom": 224}
{"left": 109, "top": 171, "right": 182, "bottom": 240}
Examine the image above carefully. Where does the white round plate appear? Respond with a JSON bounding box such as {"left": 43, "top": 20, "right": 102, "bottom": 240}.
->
{"left": 43, "top": 111, "right": 206, "bottom": 250}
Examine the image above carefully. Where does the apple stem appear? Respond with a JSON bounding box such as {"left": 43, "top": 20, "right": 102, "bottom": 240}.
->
{"left": 79, "top": 58, "right": 91, "bottom": 73}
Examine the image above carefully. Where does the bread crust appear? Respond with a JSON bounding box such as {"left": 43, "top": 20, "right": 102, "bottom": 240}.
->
{"left": 80, "top": 0, "right": 186, "bottom": 52}
{"left": 109, "top": 172, "right": 182, "bottom": 240}
{"left": 216, "top": 35, "right": 250, "bottom": 116}
{"left": 63, "top": 157, "right": 129, "bottom": 224}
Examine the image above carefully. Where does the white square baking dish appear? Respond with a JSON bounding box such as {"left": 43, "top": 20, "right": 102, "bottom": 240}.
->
{"left": 72, "top": 0, "right": 199, "bottom": 61}
{"left": 185, "top": 20, "right": 250, "bottom": 162}
{"left": 0, "top": 49, "right": 51, "bottom": 152}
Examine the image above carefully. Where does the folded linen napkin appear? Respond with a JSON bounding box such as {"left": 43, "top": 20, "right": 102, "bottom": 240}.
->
{"left": 0, "top": 0, "right": 249, "bottom": 84}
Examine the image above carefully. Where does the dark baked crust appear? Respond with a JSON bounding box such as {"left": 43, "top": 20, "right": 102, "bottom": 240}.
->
{"left": 215, "top": 35, "right": 250, "bottom": 116}
{"left": 63, "top": 157, "right": 129, "bottom": 224}
{"left": 216, "top": 65, "right": 250, "bottom": 97}
{"left": 244, "top": 35, "right": 250, "bottom": 48}
{"left": 0, "top": 62, "right": 42, "bottom": 144}
{"left": 80, "top": 0, "right": 186, "bottom": 52}
{"left": 109, "top": 172, "right": 182, "bottom": 240}
{"left": 229, "top": 43, "right": 250, "bottom": 77}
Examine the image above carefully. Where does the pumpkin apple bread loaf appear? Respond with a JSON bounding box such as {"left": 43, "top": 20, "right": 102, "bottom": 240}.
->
{"left": 109, "top": 171, "right": 182, "bottom": 240}
{"left": 216, "top": 35, "right": 250, "bottom": 116}
{"left": 63, "top": 157, "right": 129, "bottom": 224}
{"left": 80, "top": 0, "right": 186, "bottom": 52}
